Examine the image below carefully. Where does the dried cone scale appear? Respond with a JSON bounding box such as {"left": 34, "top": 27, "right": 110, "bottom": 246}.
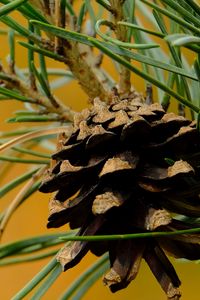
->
{"left": 39, "top": 95, "right": 200, "bottom": 299}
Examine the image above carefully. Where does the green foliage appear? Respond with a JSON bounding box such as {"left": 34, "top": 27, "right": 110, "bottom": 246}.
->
{"left": 0, "top": 0, "right": 199, "bottom": 299}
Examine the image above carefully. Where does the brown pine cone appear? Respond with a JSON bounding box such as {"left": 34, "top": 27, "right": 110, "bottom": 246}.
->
{"left": 39, "top": 97, "right": 200, "bottom": 299}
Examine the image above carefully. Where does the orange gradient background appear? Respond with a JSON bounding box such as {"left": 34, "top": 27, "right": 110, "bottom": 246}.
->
{"left": 0, "top": 4, "right": 199, "bottom": 300}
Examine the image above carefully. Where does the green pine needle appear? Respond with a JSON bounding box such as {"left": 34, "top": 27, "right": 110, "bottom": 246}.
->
{"left": 60, "top": 227, "right": 200, "bottom": 242}
{"left": 30, "top": 264, "right": 62, "bottom": 300}
{"left": 0, "top": 0, "right": 28, "bottom": 17}
{"left": 140, "top": 0, "right": 200, "bottom": 35}
{"left": 90, "top": 38, "right": 200, "bottom": 113}
{"left": 0, "top": 155, "right": 49, "bottom": 164}
{"left": 0, "top": 86, "right": 35, "bottom": 103}
{"left": 12, "top": 258, "right": 58, "bottom": 300}
{"left": 0, "top": 249, "right": 58, "bottom": 266}
{"left": 60, "top": 255, "right": 109, "bottom": 300}
{"left": 0, "top": 168, "right": 39, "bottom": 198}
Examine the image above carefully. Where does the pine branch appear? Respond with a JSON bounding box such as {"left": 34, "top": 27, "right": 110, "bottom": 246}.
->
{"left": 0, "top": 70, "right": 75, "bottom": 121}
{"left": 30, "top": 0, "right": 113, "bottom": 101}
{"left": 109, "top": 0, "right": 131, "bottom": 96}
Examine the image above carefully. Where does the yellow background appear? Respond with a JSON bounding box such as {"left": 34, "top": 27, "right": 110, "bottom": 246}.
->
{"left": 0, "top": 4, "right": 199, "bottom": 300}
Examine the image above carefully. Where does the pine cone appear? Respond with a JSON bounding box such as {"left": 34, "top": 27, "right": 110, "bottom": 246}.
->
{"left": 39, "top": 96, "right": 200, "bottom": 299}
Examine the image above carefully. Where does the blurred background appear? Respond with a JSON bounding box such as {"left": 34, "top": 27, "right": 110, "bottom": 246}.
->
{"left": 0, "top": 3, "right": 199, "bottom": 300}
